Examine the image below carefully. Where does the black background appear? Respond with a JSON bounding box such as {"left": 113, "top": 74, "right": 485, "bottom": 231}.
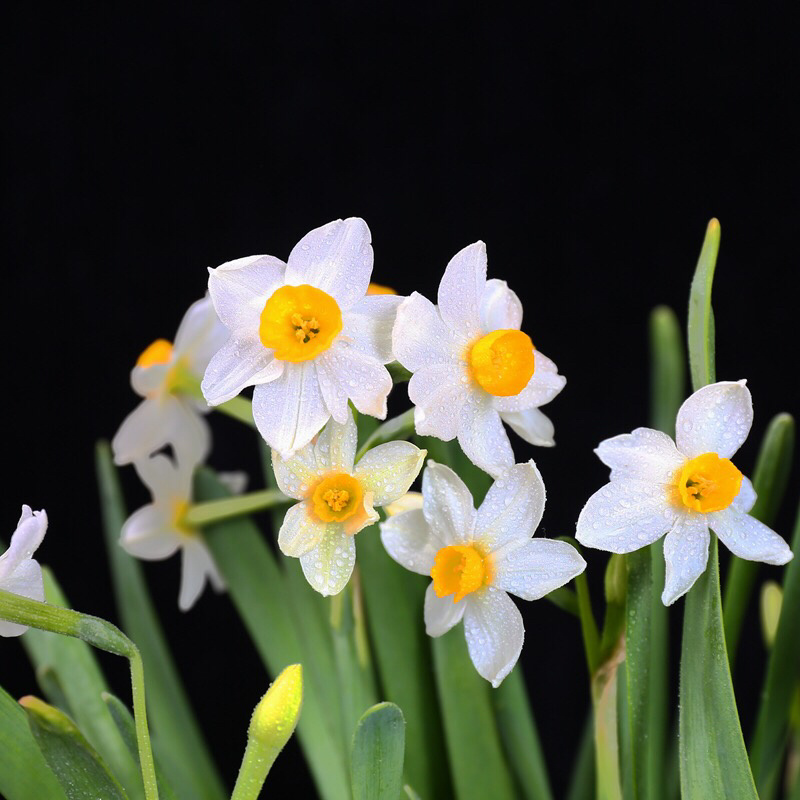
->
{"left": 2, "top": 4, "right": 798, "bottom": 797}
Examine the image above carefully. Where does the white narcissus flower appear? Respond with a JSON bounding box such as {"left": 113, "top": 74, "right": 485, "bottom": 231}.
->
{"left": 576, "top": 380, "right": 793, "bottom": 606}
{"left": 381, "top": 461, "right": 586, "bottom": 687}
{"left": 392, "top": 242, "right": 566, "bottom": 478}
{"left": 113, "top": 296, "right": 229, "bottom": 467}
{"left": 201, "top": 218, "right": 402, "bottom": 457}
{"left": 121, "top": 454, "right": 225, "bottom": 611}
{"left": 273, "top": 408, "right": 426, "bottom": 596}
{"left": 0, "top": 506, "right": 48, "bottom": 637}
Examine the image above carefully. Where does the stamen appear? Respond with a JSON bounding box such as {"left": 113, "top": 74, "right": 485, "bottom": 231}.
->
{"left": 323, "top": 488, "right": 350, "bottom": 512}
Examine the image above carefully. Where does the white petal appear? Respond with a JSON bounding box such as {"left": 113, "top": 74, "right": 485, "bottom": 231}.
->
{"left": 493, "top": 539, "right": 586, "bottom": 600}
{"left": 201, "top": 335, "right": 284, "bottom": 406}
{"left": 424, "top": 582, "right": 466, "bottom": 636}
{"left": 421, "top": 461, "right": 476, "bottom": 546}
{"left": 314, "top": 355, "right": 349, "bottom": 423}
{"left": 385, "top": 491, "right": 424, "bottom": 517}
{"left": 500, "top": 406, "right": 556, "bottom": 447}
{"left": 661, "top": 514, "right": 710, "bottom": 605}
{"left": 252, "top": 362, "right": 330, "bottom": 457}
{"left": 278, "top": 502, "right": 330, "bottom": 557}
{"left": 437, "top": 241, "right": 487, "bottom": 339}
{"left": 208, "top": 255, "right": 286, "bottom": 331}
{"left": 479, "top": 278, "right": 522, "bottom": 332}
{"left": 463, "top": 588, "right": 524, "bottom": 687}
{"left": 380, "top": 508, "right": 440, "bottom": 576}
{"left": 0, "top": 557, "right": 44, "bottom": 635}
{"left": 286, "top": 218, "right": 373, "bottom": 311}
{"left": 174, "top": 296, "right": 224, "bottom": 363}
{"left": 120, "top": 505, "right": 182, "bottom": 560}
{"left": 457, "top": 393, "right": 515, "bottom": 478}
{"left": 475, "top": 461, "right": 546, "bottom": 552}
{"left": 217, "top": 471, "right": 248, "bottom": 495}
{"left": 708, "top": 507, "right": 793, "bottom": 565}
{"left": 314, "top": 409, "right": 358, "bottom": 473}
{"left": 133, "top": 453, "right": 192, "bottom": 504}
{"left": 594, "top": 427, "right": 685, "bottom": 484}
{"left": 676, "top": 380, "right": 753, "bottom": 459}
{"left": 178, "top": 539, "right": 221, "bottom": 611}
{"left": 492, "top": 351, "right": 566, "bottom": 413}
{"left": 272, "top": 447, "right": 321, "bottom": 500}
{"left": 131, "top": 363, "right": 170, "bottom": 397}
{"left": 576, "top": 479, "right": 676, "bottom": 554}
{"left": 392, "top": 292, "right": 464, "bottom": 372}
{"left": 299, "top": 527, "right": 356, "bottom": 596}
{"left": 341, "top": 295, "right": 403, "bottom": 363}
{"left": 316, "top": 343, "right": 392, "bottom": 420}
{"left": 0, "top": 506, "right": 47, "bottom": 580}
{"left": 409, "top": 364, "right": 468, "bottom": 441}
{"left": 355, "top": 441, "right": 426, "bottom": 506}
{"left": 733, "top": 476, "right": 757, "bottom": 513}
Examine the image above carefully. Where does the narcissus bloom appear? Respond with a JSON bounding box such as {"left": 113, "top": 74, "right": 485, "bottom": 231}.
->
{"left": 392, "top": 242, "right": 565, "bottom": 477}
{"left": 202, "top": 218, "right": 402, "bottom": 457}
{"left": 381, "top": 461, "right": 586, "bottom": 686}
{"left": 113, "top": 296, "right": 228, "bottom": 467}
{"left": 273, "top": 408, "right": 426, "bottom": 596}
{"left": 121, "top": 454, "right": 225, "bottom": 611}
{"left": 576, "top": 380, "right": 793, "bottom": 605}
{"left": 0, "top": 506, "right": 47, "bottom": 637}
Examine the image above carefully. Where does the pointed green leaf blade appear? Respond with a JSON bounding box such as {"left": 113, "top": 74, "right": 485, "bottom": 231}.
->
{"left": 687, "top": 218, "right": 720, "bottom": 390}
{"left": 351, "top": 702, "right": 406, "bottom": 800}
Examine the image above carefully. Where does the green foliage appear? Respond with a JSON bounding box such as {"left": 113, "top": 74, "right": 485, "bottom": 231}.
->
{"left": 351, "top": 703, "right": 406, "bottom": 800}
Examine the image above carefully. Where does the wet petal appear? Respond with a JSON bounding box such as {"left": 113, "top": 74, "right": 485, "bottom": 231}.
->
{"left": 380, "top": 508, "right": 440, "bottom": 576}
{"left": 278, "top": 502, "right": 329, "bottom": 557}
{"left": 500, "top": 406, "right": 555, "bottom": 447}
{"left": 493, "top": 539, "right": 586, "bottom": 600}
{"left": 708, "top": 507, "right": 793, "bottom": 565}
{"left": 438, "top": 241, "right": 487, "bottom": 339}
{"left": 201, "top": 335, "right": 283, "bottom": 406}
{"left": 392, "top": 292, "right": 463, "bottom": 372}
{"left": 492, "top": 351, "right": 565, "bottom": 412}
{"left": 341, "top": 294, "right": 403, "bottom": 363}
{"left": 421, "top": 461, "right": 476, "bottom": 546}
{"left": 479, "top": 278, "right": 522, "bottom": 332}
{"left": 458, "top": 392, "right": 515, "bottom": 478}
{"left": 594, "top": 427, "right": 685, "bottom": 484}
{"left": 409, "top": 364, "right": 467, "bottom": 441}
{"left": 732, "top": 475, "right": 757, "bottom": 513}
{"left": 355, "top": 441, "right": 426, "bottom": 506}
{"left": 299, "top": 528, "right": 356, "bottom": 596}
{"left": 314, "top": 409, "right": 358, "bottom": 473}
{"left": 424, "top": 582, "right": 466, "bottom": 636}
{"left": 316, "top": 343, "right": 392, "bottom": 420}
{"left": 661, "top": 514, "right": 710, "bottom": 605}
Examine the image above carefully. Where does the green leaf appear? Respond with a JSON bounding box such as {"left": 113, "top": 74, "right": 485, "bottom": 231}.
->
{"left": 21, "top": 696, "right": 129, "bottom": 800}
{"left": 491, "top": 665, "right": 554, "bottom": 800}
{"left": 95, "top": 441, "right": 226, "bottom": 800}
{"left": 722, "top": 413, "right": 795, "bottom": 663}
{"left": 0, "top": 685, "right": 66, "bottom": 800}
{"left": 196, "top": 467, "right": 350, "bottom": 800}
{"left": 351, "top": 702, "right": 406, "bottom": 800}
{"left": 648, "top": 305, "right": 685, "bottom": 438}
{"left": 686, "top": 218, "right": 720, "bottom": 390}
{"left": 432, "top": 628, "right": 516, "bottom": 800}
{"left": 356, "top": 408, "right": 415, "bottom": 460}
{"left": 565, "top": 714, "right": 595, "bottom": 800}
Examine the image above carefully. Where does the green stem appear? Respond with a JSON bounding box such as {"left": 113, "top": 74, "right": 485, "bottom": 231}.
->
{"left": 184, "top": 488, "right": 289, "bottom": 527}
{"left": 575, "top": 565, "right": 601, "bottom": 675}
{"left": 355, "top": 408, "right": 415, "bottom": 461}
{"left": 215, "top": 395, "right": 257, "bottom": 427}
{"left": 0, "top": 589, "right": 159, "bottom": 800}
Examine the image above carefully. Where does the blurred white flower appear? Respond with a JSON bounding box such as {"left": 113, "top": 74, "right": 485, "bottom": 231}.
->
{"left": 576, "top": 380, "right": 793, "bottom": 605}
{"left": 113, "top": 296, "right": 228, "bottom": 467}
{"left": 273, "top": 408, "right": 426, "bottom": 596}
{"left": 392, "top": 242, "right": 565, "bottom": 478}
{"left": 381, "top": 461, "right": 585, "bottom": 687}
{"left": 0, "top": 506, "right": 48, "bottom": 637}
{"left": 201, "top": 218, "right": 402, "bottom": 457}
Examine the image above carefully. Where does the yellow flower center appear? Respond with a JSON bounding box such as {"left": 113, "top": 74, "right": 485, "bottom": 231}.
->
{"left": 311, "top": 473, "right": 363, "bottom": 523}
{"left": 171, "top": 499, "right": 195, "bottom": 537}
{"left": 431, "top": 544, "right": 493, "bottom": 603}
{"left": 675, "top": 452, "right": 743, "bottom": 513}
{"left": 137, "top": 338, "right": 173, "bottom": 368}
{"left": 259, "top": 284, "right": 342, "bottom": 362}
{"left": 468, "top": 329, "right": 536, "bottom": 396}
{"left": 366, "top": 282, "right": 397, "bottom": 295}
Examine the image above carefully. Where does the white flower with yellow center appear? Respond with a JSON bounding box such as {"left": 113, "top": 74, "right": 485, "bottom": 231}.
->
{"left": 381, "top": 461, "right": 586, "bottom": 687}
{"left": 392, "top": 242, "right": 565, "bottom": 478}
{"left": 576, "top": 380, "right": 793, "bottom": 605}
{"left": 0, "top": 506, "right": 47, "bottom": 637}
{"left": 121, "top": 454, "right": 225, "bottom": 611}
{"left": 201, "top": 218, "right": 402, "bottom": 457}
{"left": 113, "top": 296, "right": 229, "bottom": 467}
{"left": 273, "top": 408, "right": 426, "bottom": 596}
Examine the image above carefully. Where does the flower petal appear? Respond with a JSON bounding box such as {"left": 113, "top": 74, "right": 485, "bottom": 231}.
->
{"left": 0, "top": 506, "right": 47, "bottom": 579}
{"left": 421, "top": 461, "right": 476, "bottom": 546}
{"left": 133, "top": 453, "right": 192, "bottom": 503}
{"left": 409, "top": 364, "right": 468, "bottom": 441}
{"left": 463, "top": 588, "right": 524, "bottom": 687}
{"left": 286, "top": 218, "right": 373, "bottom": 311}
{"left": 500, "top": 406, "right": 556, "bottom": 447}
{"left": 342, "top": 295, "right": 403, "bottom": 363}
{"left": 708, "top": 507, "right": 793, "bottom": 565}
{"left": 393, "top": 292, "right": 463, "bottom": 371}
{"left": 300, "top": 527, "right": 356, "bottom": 596}
{"left": 208, "top": 255, "right": 287, "bottom": 331}
{"left": 733, "top": 475, "right": 757, "bottom": 513}
{"left": 316, "top": 343, "right": 392, "bottom": 420}
{"left": 131, "top": 363, "right": 170, "bottom": 397}
{"left": 676, "top": 380, "right": 753, "bottom": 459}
{"left": 424, "top": 582, "right": 466, "bottom": 636}
{"left": 0, "top": 560, "right": 44, "bottom": 636}
{"left": 278, "top": 501, "right": 328, "bottom": 557}
{"left": 493, "top": 539, "right": 586, "bottom": 600}
{"left": 438, "top": 241, "right": 487, "bottom": 339}
{"left": 342, "top": 493, "right": 380, "bottom": 537}
{"left": 178, "top": 539, "right": 219, "bottom": 611}
{"left": 174, "top": 296, "right": 228, "bottom": 370}
{"left": 475, "top": 461, "right": 546, "bottom": 552}
{"left": 314, "top": 409, "right": 358, "bottom": 473}
{"left": 458, "top": 392, "right": 515, "bottom": 478}
{"left": 576, "top": 479, "right": 676, "bottom": 554}
{"left": 594, "top": 427, "right": 685, "bottom": 484}
{"left": 252, "top": 361, "right": 330, "bottom": 457}
{"left": 380, "top": 508, "right": 440, "bottom": 576}
{"left": 271, "top": 448, "right": 321, "bottom": 500}
{"left": 120, "top": 505, "right": 182, "bottom": 560}
{"left": 492, "top": 351, "right": 566, "bottom": 412}
{"left": 479, "top": 278, "right": 522, "bottom": 332}
{"left": 201, "top": 335, "right": 284, "bottom": 406}
{"left": 661, "top": 514, "right": 710, "bottom": 605}
{"left": 355, "top": 441, "right": 426, "bottom": 506}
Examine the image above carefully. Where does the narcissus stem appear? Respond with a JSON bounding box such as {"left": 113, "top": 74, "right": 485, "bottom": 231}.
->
{"left": 184, "top": 489, "right": 290, "bottom": 527}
